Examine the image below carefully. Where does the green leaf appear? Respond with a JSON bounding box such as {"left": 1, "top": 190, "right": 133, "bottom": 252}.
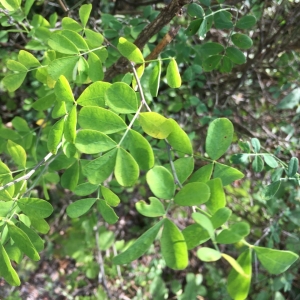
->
{"left": 199, "top": 42, "right": 224, "bottom": 59}
{"left": 287, "top": 157, "right": 298, "bottom": 177}
{"left": 64, "top": 105, "right": 77, "bottom": 143}
{"left": 0, "top": 201, "right": 14, "bottom": 217}
{"left": 198, "top": 18, "right": 207, "bottom": 38}
{"left": 61, "top": 30, "right": 89, "bottom": 51}
{"left": 77, "top": 81, "right": 110, "bottom": 107}
{"left": 117, "top": 37, "right": 144, "bottom": 64}
{"left": 67, "top": 198, "right": 97, "bottom": 218}
{"left": 214, "top": 11, "right": 233, "bottom": 29}
{"left": 139, "top": 112, "right": 174, "bottom": 139}
{"left": 6, "top": 140, "right": 26, "bottom": 168}
{"left": 206, "top": 118, "right": 234, "bottom": 160}
{"left": 197, "top": 247, "right": 222, "bottom": 262}
{"left": 75, "top": 129, "right": 117, "bottom": 154}
{"left": 277, "top": 88, "right": 300, "bottom": 109}
{"left": 174, "top": 182, "right": 210, "bottom": 206}
{"left": 105, "top": 82, "right": 138, "bottom": 114}
{"left": 32, "top": 93, "right": 56, "bottom": 111}
{"left": 205, "top": 178, "right": 225, "bottom": 214}
{"left": 17, "top": 198, "right": 53, "bottom": 218}
{"left": 252, "top": 156, "right": 264, "bottom": 173}
{"left": 213, "top": 163, "right": 244, "bottom": 186}
{"left": 211, "top": 207, "right": 232, "bottom": 229}
{"left": 18, "top": 50, "right": 40, "bottom": 68}
{"left": 185, "top": 19, "right": 202, "bottom": 36}
{"left": 261, "top": 181, "right": 281, "bottom": 200}
{"left": 48, "top": 56, "right": 79, "bottom": 81}
{"left": 54, "top": 75, "right": 75, "bottom": 104}
{"left": 52, "top": 100, "right": 67, "bottom": 119}
{"left": 24, "top": 0, "right": 35, "bottom": 16}
{"left": 1, "top": 0, "right": 21, "bottom": 11}
{"left": 87, "top": 52, "right": 104, "bottom": 81}
{"left": 147, "top": 60, "right": 162, "bottom": 97}
{"left": 83, "top": 149, "right": 117, "bottom": 184}
{"left": 254, "top": 246, "right": 299, "bottom": 275}
{"left": 61, "top": 17, "right": 82, "bottom": 32}
{"left": 30, "top": 217, "right": 50, "bottom": 234}
{"left": 220, "top": 56, "right": 233, "bottom": 73}
{"left": 61, "top": 160, "right": 79, "bottom": 191}
{"left": 200, "top": 0, "right": 210, "bottom": 6}
{"left": 202, "top": 55, "right": 222, "bottom": 71}
{"left": 7, "top": 222, "right": 40, "bottom": 261}
{"left": 167, "top": 119, "right": 193, "bottom": 155}
{"left": 7, "top": 60, "right": 28, "bottom": 72}
{"left": 182, "top": 224, "right": 209, "bottom": 249}
{"left": 227, "top": 249, "right": 252, "bottom": 300}
{"left": 74, "top": 182, "right": 98, "bottom": 196}
{"left": 3, "top": 72, "right": 27, "bottom": 92}
{"left": 192, "top": 212, "right": 215, "bottom": 241}
{"left": 172, "top": 157, "right": 194, "bottom": 184}
{"left": 216, "top": 222, "right": 250, "bottom": 244}
{"left": 263, "top": 154, "right": 278, "bottom": 168}
{"left": 161, "top": 219, "right": 188, "bottom": 270}
{"left": 187, "top": 3, "right": 204, "bottom": 18}
{"left": 231, "top": 33, "right": 253, "bottom": 50}
{"left": 48, "top": 33, "right": 79, "bottom": 54}
{"left": 79, "top": 4, "right": 92, "bottom": 27}
{"left": 19, "top": 223, "right": 44, "bottom": 252}
{"left": 125, "top": 130, "right": 155, "bottom": 170}
{"left": 226, "top": 46, "right": 246, "bottom": 65}
{"left": 47, "top": 118, "right": 64, "bottom": 154}
{"left": 11, "top": 117, "right": 30, "bottom": 132}
{"left": 189, "top": 164, "right": 213, "bottom": 183}
{"left": 78, "top": 106, "right": 127, "bottom": 134}
{"left": 146, "top": 166, "right": 175, "bottom": 199}
{"left": 115, "top": 148, "right": 139, "bottom": 187}
{"left": 84, "top": 29, "right": 104, "bottom": 48}
{"left": 101, "top": 186, "right": 120, "bottom": 207}
{"left": 166, "top": 58, "right": 181, "bottom": 88}
{"left": 135, "top": 197, "right": 165, "bottom": 217}
{"left": 0, "top": 243, "right": 20, "bottom": 286}
{"left": 251, "top": 138, "right": 260, "bottom": 153}
{"left": 236, "top": 15, "right": 257, "bottom": 29}
{"left": 113, "top": 219, "right": 164, "bottom": 264}
{"left": 97, "top": 200, "right": 119, "bottom": 224}
{"left": 222, "top": 253, "right": 249, "bottom": 277}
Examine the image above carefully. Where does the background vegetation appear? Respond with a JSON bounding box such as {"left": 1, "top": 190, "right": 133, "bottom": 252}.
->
{"left": 0, "top": 0, "right": 299, "bottom": 299}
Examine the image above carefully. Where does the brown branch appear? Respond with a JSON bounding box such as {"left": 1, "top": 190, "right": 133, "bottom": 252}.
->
{"left": 104, "top": 0, "right": 190, "bottom": 81}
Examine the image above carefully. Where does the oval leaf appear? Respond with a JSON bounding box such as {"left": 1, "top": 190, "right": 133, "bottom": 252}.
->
{"left": 78, "top": 106, "right": 127, "bottom": 134}
{"left": 66, "top": 198, "right": 97, "bottom": 218}
{"left": 115, "top": 148, "right": 139, "bottom": 186}
{"left": 231, "top": 33, "right": 253, "bottom": 50}
{"left": 166, "top": 58, "right": 181, "bottom": 88}
{"left": 213, "top": 163, "right": 244, "bottom": 186}
{"left": 17, "top": 198, "right": 53, "bottom": 219}
{"left": 146, "top": 166, "right": 175, "bottom": 199}
{"left": 206, "top": 118, "right": 234, "bottom": 160}
{"left": 117, "top": 37, "right": 144, "bottom": 64}
{"left": 75, "top": 129, "right": 117, "bottom": 154}
{"left": 226, "top": 46, "right": 246, "bottom": 65}
{"left": 47, "top": 118, "right": 64, "bottom": 154}
{"left": 98, "top": 200, "right": 119, "bottom": 224}
{"left": 101, "top": 186, "right": 120, "bottom": 207}
{"left": 254, "top": 246, "right": 299, "bottom": 275}
{"left": 197, "top": 247, "right": 222, "bottom": 262}
{"left": 174, "top": 182, "right": 210, "bottom": 206}
{"left": 227, "top": 249, "right": 252, "bottom": 300}
{"left": 161, "top": 219, "right": 188, "bottom": 270}
{"left": 105, "top": 82, "right": 138, "bottom": 113}
{"left": 113, "top": 219, "right": 164, "bottom": 264}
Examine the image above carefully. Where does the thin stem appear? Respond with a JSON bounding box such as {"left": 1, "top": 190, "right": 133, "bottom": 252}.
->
{"left": 0, "top": 143, "right": 62, "bottom": 191}
{"left": 95, "top": 218, "right": 111, "bottom": 298}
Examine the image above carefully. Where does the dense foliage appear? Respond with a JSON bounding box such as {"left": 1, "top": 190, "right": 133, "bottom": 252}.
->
{"left": 0, "top": 0, "right": 299, "bottom": 299}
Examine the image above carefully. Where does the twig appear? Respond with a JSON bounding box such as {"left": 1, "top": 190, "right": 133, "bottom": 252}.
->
{"left": 0, "top": 143, "right": 62, "bottom": 191}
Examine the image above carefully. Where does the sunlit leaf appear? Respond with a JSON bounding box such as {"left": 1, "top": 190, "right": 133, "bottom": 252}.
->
{"left": 166, "top": 58, "right": 181, "bottom": 88}
{"left": 161, "top": 219, "right": 188, "bottom": 270}
{"left": 136, "top": 197, "right": 165, "bottom": 217}
{"left": 117, "top": 37, "right": 144, "bottom": 64}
